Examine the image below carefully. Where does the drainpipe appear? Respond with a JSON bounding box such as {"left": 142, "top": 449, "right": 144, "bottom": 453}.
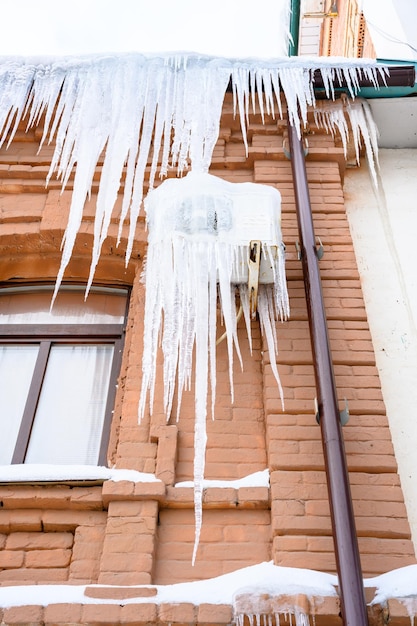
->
{"left": 287, "top": 120, "right": 368, "bottom": 626}
{"left": 287, "top": 2, "right": 368, "bottom": 624}
{"left": 288, "top": 0, "right": 300, "bottom": 57}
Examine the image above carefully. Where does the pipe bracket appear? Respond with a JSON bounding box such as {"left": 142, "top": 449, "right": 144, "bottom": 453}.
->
{"left": 315, "top": 236, "right": 324, "bottom": 260}
{"left": 248, "top": 240, "right": 261, "bottom": 319}
{"left": 340, "top": 397, "right": 350, "bottom": 426}
{"left": 283, "top": 136, "right": 309, "bottom": 160}
{"left": 315, "top": 397, "right": 350, "bottom": 426}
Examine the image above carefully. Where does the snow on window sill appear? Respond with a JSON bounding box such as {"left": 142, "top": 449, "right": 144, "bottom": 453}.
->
{"left": 0, "top": 464, "right": 162, "bottom": 485}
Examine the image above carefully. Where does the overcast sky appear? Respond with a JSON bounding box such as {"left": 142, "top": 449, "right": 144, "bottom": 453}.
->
{"left": 0, "top": 0, "right": 415, "bottom": 61}
{"left": 362, "top": 0, "right": 417, "bottom": 61}
{"left": 0, "top": 0, "right": 290, "bottom": 58}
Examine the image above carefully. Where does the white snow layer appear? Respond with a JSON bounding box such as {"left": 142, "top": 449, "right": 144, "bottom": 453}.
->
{"left": 175, "top": 469, "right": 270, "bottom": 488}
{"left": 0, "top": 561, "right": 339, "bottom": 608}
{"left": 139, "top": 171, "right": 288, "bottom": 564}
{"left": 0, "top": 464, "right": 161, "bottom": 483}
{"left": 0, "top": 53, "right": 384, "bottom": 295}
{"left": 1, "top": 562, "right": 417, "bottom": 623}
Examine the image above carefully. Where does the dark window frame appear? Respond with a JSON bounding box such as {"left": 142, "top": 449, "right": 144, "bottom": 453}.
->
{"left": 0, "top": 286, "right": 129, "bottom": 466}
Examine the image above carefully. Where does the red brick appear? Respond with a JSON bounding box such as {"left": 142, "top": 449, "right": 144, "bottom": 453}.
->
{"left": 43, "top": 602, "right": 83, "bottom": 623}
{"left": 0, "top": 567, "right": 69, "bottom": 584}
{"left": 98, "top": 571, "right": 151, "bottom": 585}
{"left": 158, "top": 602, "right": 196, "bottom": 623}
{"left": 0, "top": 550, "right": 24, "bottom": 568}
{"left": 81, "top": 603, "right": 122, "bottom": 624}
{"left": 120, "top": 603, "right": 158, "bottom": 623}
{"left": 198, "top": 603, "right": 233, "bottom": 623}
{"left": 0, "top": 511, "right": 42, "bottom": 532}
{"left": 6, "top": 532, "right": 73, "bottom": 550}
{"left": 2, "top": 605, "right": 44, "bottom": 624}
{"left": 25, "top": 548, "right": 72, "bottom": 568}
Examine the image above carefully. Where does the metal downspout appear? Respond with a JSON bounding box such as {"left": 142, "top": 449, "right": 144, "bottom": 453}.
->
{"left": 286, "top": 4, "right": 368, "bottom": 623}
{"left": 287, "top": 121, "right": 368, "bottom": 625}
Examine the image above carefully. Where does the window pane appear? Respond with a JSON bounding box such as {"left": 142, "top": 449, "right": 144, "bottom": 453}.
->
{"left": 25, "top": 344, "right": 114, "bottom": 465}
{"left": 0, "top": 286, "right": 127, "bottom": 324}
{"left": 0, "top": 345, "right": 39, "bottom": 463}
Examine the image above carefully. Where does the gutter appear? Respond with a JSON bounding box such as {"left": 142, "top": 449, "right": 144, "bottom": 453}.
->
{"left": 313, "top": 63, "right": 416, "bottom": 96}
{"left": 357, "top": 59, "right": 417, "bottom": 98}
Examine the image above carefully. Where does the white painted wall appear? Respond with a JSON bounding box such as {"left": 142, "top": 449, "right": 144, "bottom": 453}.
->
{"left": 344, "top": 149, "right": 417, "bottom": 553}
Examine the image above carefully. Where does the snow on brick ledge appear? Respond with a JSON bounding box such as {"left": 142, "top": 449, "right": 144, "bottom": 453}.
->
{"left": 0, "top": 562, "right": 417, "bottom": 624}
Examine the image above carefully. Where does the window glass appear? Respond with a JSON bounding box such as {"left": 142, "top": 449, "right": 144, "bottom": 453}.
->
{"left": 0, "top": 286, "right": 126, "bottom": 324}
{"left": 0, "top": 285, "right": 128, "bottom": 466}
{"left": 25, "top": 344, "right": 114, "bottom": 465}
{"left": 0, "top": 345, "right": 39, "bottom": 463}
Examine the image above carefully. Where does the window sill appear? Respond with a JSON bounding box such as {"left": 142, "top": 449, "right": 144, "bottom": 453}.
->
{"left": 0, "top": 464, "right": 162, "bottom": 485}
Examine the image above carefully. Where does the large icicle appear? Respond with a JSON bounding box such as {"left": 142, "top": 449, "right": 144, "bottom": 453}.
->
{"left": 0, "top": 53, "right": 383, "bottom": 292}
{"left": 140, "top": 171, "right": 289, "bottom": 563}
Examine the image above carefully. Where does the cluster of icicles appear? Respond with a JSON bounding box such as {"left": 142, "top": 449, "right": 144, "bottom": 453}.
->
{"left": 0, "top": 53, "right": 383, "bottom": 300}
{"left": 235, "top": 611, "right": 311, "bottom": 626}
{"left": 0, "top": 52, "right": 383, "bottom": 562}
{"left": 139, "top": 171, "right": 289, "bottom": 563}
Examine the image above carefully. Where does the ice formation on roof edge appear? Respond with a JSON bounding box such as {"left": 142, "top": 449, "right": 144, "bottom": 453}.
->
{"left": 0, "top": 51, "right": 383, "bottom": 563}
{"left": 0, "top": 53, "right": 384, "bottom": 296}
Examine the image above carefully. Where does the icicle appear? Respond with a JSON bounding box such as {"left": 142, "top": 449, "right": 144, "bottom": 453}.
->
{"left": 140, "top": 171, "right": 288, "bottom": 562}
{"left": 314, "top": 97, "right": 380, "bottom": 186}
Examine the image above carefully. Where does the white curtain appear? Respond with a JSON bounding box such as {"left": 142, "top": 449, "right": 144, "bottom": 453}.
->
{"left": 25, "top": 344, "right": 114, "bottom": 465}
{"left": 0, "top": 345, "right": 39, "bottom": 463}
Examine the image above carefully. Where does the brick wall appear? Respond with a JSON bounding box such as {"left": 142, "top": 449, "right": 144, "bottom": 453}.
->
{"left": 0, "top": 485, "right": 106, "bottom": 585}
{"left": 0, "top": 93, "right": 415, "bottom": 623}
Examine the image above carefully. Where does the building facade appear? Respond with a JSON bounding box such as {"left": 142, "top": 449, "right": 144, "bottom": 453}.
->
{"left": 0, "top": 3, "right": 417, "bottom": 625}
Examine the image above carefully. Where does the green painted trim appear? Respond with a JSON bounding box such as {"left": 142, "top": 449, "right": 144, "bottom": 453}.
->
{"left": 357, "top": 84, "right": 417, "bottom": 98}
{"left": 288, "top": 0, "right": 300, "bottom": 56}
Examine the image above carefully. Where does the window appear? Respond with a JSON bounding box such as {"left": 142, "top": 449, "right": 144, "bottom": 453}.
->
{"left": 0, "top": 285, "right": 128, "bottom": 466}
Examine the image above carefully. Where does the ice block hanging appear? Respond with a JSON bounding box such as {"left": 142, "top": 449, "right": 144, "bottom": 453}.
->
{"left": 139, "top": 171, "right": 289, "bottom": 563}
